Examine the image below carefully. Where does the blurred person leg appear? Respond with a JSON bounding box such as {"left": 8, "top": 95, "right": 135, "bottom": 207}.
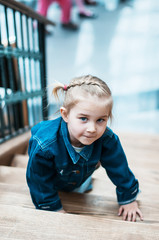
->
{"left": 84, "top": 0, "right": 97, "bottom": 5}
{"left": 75, "top": 0, "right": 97, "bottom": 18}
{"left": 37, "top": 0, "right": 78, "bottom": 30}
{"left": 36, "top": 0, "right": 53, "bottom": 34}
{"left": 37, "top": 0, "right": 53, "bottom": 17}
{"left": 59, "top": 0, "right": 78, "bottom": 30}
{"left": 120, "top": 0, "right": 132, "bottom": 2}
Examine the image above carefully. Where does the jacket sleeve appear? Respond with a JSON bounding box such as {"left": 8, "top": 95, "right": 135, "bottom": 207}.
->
{"left": 26, "top": 136, "right": 62, "bottom": 211}
{"left": 101, "top": 132, "right": 139, "bottom": 205}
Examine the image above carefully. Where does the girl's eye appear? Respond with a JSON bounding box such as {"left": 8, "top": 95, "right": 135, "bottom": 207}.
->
{"left": 80, "top": 117, "right": 87, "bottom": 122}
{"left": 97, "top": 119, "right": 105, "bottom": 123}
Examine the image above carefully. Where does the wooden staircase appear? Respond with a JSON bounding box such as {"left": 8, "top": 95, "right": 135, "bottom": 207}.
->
{"left": 0, "top": 131, "right": 159, "bottom": 239}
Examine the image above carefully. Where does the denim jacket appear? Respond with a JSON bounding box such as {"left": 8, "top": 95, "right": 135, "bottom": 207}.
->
{"left": 26, "top": 117, "right": 139, "bottom": 211}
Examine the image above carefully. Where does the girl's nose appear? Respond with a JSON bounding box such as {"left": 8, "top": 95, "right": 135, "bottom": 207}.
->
{"left": 87, "top": 123, "right": 96, "bottom": 133}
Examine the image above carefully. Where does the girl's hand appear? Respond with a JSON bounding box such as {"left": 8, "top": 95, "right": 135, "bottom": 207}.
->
{"left": 118, "top": 201, "right": 143, "bottom": 222}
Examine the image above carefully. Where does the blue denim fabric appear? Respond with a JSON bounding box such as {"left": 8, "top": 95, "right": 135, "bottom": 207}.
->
{"left": 26, "top": 117, "right": 139, "bottom": 211}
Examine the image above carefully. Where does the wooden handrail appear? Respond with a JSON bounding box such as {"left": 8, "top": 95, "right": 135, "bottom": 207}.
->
{"left": 0, "top": 131, "right": 31, "bottom": 166}
{"left": 0, "top": 0, "right": 55, "bottom": 25}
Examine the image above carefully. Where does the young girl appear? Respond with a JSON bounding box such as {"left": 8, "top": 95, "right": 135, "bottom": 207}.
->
{"left": 26, "top": 75, "right": 143, "bottom": 222}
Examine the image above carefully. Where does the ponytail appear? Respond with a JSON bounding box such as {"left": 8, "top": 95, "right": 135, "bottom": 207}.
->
{"left": 52, "top": 82, "right": 66, "bottom": 100}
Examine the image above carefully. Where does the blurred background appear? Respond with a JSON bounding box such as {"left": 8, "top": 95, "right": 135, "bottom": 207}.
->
{"left": 2, "top": 0, "right": 159, "bottom": 136}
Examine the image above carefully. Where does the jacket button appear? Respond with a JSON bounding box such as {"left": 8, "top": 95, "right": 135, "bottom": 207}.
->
{"left": 68, "top": 182, "right": 77, "bottom": 185}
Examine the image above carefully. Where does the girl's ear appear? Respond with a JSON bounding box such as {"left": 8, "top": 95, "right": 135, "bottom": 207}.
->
{"left": 60, "top": 107, "right": 68, "bottom": 122}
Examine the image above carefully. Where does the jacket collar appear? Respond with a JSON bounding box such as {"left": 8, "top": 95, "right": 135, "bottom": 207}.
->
{"left": 60, "top": 119, "right": 94, "bottom": 164}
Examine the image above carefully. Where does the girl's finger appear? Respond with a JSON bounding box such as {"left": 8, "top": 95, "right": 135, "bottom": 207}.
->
{"left": 118, "top": 206, "right": 123, "bottom": 216}
{"left": 128, "top": 212, "right": 133, "bottom": 222}
{"left": 132, "top": 212, "right": 137, "bottom": 222}
{"left": 122, "top": 211, "right": 128, "bottom": 221}
{"left": 137, "top": 209, "right": 144, "bottom": 221}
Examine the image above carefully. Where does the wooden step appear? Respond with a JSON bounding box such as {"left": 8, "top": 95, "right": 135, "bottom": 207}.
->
{"left": 0, "top": 131, "right": 31, "bottom": 166}
{"left": 11, "top": 154, "right": 28, "bottom": 168}
{"left": 118, "top": 131, "right": 159, "bottom": 150}
{"left": 0, "top": 204, "right": 159, "bottom": 240}
{"left": 92, "top": 167, "right": 159, "bottom": 202}
{"left": 0, "top": 166, "right": 26, "bottom": 184}
{"left": 0, "top": 161, "right": 159, "bottom": 213}
{"left": 0, "top": 181, "right": 159, "bottom": 225}
{"left": 0, "top": 182, "right": 34, "bottom": 209}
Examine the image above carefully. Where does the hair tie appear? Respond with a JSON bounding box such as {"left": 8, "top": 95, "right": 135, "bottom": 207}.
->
{"left": 63, "top": 85, "right": 67, "bottom": 91}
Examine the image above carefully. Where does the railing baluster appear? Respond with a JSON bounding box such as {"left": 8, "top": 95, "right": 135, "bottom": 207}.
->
{"left": 13, "top": 9, "right": 24, "bottom": 130}
{"left": 20, "top": 12, "right": 31, "bottom": 129}
{"left": 0, "top": 15, "right": 5, "bottom": 139}
{"left": 38, "top": 22, "right": 48, "bottom": 120}
{"left": 26, "top": 15, "right": 36, "bottom": 126}
{"left": 5, "top": 6, "right": 19, "bottom": 133}
{"left": 0, "top": 8, "right": 12, "bottom": 138}
{"left": 31, "top": 18, "right": 41, "bottom": 124}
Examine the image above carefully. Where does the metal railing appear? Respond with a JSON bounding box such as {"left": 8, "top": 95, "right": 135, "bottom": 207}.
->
{"left": 0, "top": 0, "right": 55, "bottom": 143}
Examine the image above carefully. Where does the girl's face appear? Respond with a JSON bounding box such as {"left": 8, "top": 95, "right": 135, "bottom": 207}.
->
{"left": 61, "top": 95, "right": 110, "bottom": 147}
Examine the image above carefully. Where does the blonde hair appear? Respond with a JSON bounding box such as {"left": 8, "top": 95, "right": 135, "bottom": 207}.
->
{"left": 52, "top": 75, "right": 113, "bottom": 121}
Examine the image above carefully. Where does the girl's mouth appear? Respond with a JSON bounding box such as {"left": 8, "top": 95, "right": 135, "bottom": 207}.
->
{"left": 83, "top": 135, "right": 96, "bottom": 138}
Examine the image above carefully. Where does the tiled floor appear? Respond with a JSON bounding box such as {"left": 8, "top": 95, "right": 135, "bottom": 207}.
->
{"left": 45, "top": 0, "right": 159, "bottom": 134}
